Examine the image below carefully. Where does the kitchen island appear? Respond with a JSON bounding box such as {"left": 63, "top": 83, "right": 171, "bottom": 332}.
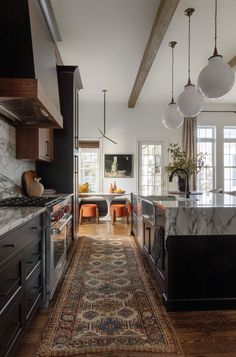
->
{"left": 132, "top": 192, "right": 236, "bottom": 311}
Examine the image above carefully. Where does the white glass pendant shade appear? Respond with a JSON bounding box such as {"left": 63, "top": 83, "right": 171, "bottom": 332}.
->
{"left": 177, "top": 84, "right": 204, "bottom": 117}
{"left": 198, "top": 55, "right": 235, "bottom": 99}
{"left": 162, "top": 102, "right": 183, "bottom": 129}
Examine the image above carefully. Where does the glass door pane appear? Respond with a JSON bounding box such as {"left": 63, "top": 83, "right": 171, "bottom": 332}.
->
{"left": 139, "top": 142, "right": 163, "bottom": 195}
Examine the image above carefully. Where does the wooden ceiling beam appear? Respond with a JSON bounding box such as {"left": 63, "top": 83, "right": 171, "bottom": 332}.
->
{"left": 228, "top": 56, "right": 236, "bottom": 69}
{"left": 128, "top": 0, "right": 180, "bottom": 108}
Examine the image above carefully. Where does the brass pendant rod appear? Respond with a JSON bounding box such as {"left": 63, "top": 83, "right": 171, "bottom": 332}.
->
{"left": 184, "top": 8, "right": 195, "bottom": 85}
{"left": 98, "top": 89, "right": 117, "bottom": 144}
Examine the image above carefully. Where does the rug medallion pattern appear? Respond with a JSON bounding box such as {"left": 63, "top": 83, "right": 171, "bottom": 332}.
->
{"left": 36, "top": 235, "right": 182, "bottom": 356}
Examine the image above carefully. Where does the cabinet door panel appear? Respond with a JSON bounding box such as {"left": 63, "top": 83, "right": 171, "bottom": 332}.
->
{"left": 24, "top": 237, "right": 41, "bottom": 279}
{"left": 25, "top": 261, "right": 42, "bottom": 320}
{"left": 74, "top": 88, "right": 79, "bottom": 150}
{"left": 39, "top": 128, "right": 53, "bottom": 161}
{"left": 0, "top": 253, "right": 23, "bottom": 314}
{"left": 0, "top": 215, "right": 41, "bottom": 265}
{"left": 0, "top": 294, "right": 23, "bottom": 357}
{"left": 143, "top": 223, "right": 151, "bottom": 254}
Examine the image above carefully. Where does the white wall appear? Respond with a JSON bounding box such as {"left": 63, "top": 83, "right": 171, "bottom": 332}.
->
{"left": 80, "top": 101, "right": 236, "bottom": 194}
{"left": 80, "top": 102, "right": 182, "bottom": 193}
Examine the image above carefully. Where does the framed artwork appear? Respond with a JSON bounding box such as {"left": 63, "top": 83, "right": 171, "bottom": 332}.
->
{"left": 104, "top": 154, "right": 133, "bottom": 178}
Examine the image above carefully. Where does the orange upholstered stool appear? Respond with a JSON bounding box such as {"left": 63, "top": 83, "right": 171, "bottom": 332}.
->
{"left": 79, "top": 204, "right": 99, "bottom": 224}
{"left": 110, "top": 204, "right": 129, "bottom": 225}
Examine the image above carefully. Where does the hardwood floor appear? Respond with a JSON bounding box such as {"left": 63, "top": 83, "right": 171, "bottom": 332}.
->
{"left": 16, "top": 221, "right": 236, "bottom": 357}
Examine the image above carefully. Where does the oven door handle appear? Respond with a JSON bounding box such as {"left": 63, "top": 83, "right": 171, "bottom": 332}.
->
{"left": 51, "top": 215, "right": 73, "bottom": 235}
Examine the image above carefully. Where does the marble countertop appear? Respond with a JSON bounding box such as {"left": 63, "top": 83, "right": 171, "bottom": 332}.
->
{"left": 154, "top": 192, "right": 236, "bottom": 208}
{"left": 0, "top": 192, "right": 73, "bottom": 237}
{"left": 0, "top": 206, "right": 46, "bottom": 237}
{"left": 152, "top": 193, "right": 236, "bottom": 236}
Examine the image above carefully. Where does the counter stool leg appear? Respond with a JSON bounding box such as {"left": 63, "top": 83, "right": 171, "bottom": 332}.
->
{"left": 111, "top": 208, "right": 115, "bottom": 225}
{"left": 79, "top": 207, "right": 83, "bottom": 225}
{"left": 96, "top": 207, "right": 99, "bottom": 224}
{"left": 126, "top": 208, "right": 129, "bottom": 224}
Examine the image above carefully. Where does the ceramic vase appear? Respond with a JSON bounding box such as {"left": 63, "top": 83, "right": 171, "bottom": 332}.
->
{"left": 27, "top": 177, "right": 44, "bottom": 197}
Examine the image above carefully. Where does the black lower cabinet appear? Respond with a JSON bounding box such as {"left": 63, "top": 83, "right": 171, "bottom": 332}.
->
{"left": 142, "top": 218, "right": 167, "bottom": 295}
{"left": 0, "top": 214, "right": 44, "bottom": 357}
{"left": 142, "top": 213, "right": 236, "bottom": 311}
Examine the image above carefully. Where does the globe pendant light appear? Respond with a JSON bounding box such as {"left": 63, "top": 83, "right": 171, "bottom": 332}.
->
{"left": 198, "top": 0, "right": 235, "bottom": 99}
{"left": 162, "top": 41, "right": 183, "bottom": 129}
{"left": 177, "top": 8, "right": 204, "bottom": 118}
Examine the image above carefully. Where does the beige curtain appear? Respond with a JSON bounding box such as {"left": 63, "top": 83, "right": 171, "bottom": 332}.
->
{"left": 182, "top": 117, "right": 197, "bottom": 191}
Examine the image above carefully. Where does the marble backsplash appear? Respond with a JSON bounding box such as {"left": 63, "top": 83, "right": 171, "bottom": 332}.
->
{"left": 0, "top": 119, "right": 35, "bottom": 197}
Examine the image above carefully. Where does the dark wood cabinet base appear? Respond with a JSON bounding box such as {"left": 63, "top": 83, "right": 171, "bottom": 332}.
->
{"left": 140, "top": 233, "right": 236, "bottom": 311}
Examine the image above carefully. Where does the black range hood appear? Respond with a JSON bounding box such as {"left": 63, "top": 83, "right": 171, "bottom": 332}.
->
{"left": 0, "top": 0, "right": 63, "bottom": 128}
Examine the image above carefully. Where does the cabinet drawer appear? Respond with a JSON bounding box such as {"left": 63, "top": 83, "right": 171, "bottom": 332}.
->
{"left": 24, "top": 236, "right": 41, "bottom": 279}
{"left": 0, "top": 294, "right": 23, "bottom": 357}
{"left": 156, "top": 205, "right": 166, "bottom": 228}
{"left": 0, "top": 253, "right": 23, "bottom": 315}
{"left": 25, "top": 261, "right": 42, "bottom": 320}
{"left": 0, "top": 215, "right": 42, "bottom": 265}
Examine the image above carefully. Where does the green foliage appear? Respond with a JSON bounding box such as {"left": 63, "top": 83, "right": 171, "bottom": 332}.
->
{"left": 166, "top": 143, "right": 206, "bottom": 177}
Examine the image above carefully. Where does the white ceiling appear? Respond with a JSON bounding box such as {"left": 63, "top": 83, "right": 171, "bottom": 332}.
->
{"left": 51, "top": 0, "right": 236, "bottom": 105}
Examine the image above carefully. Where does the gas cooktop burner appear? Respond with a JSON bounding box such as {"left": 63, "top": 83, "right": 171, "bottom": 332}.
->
{"left": 0, "top": 196, "right": 62, "bottom": 207}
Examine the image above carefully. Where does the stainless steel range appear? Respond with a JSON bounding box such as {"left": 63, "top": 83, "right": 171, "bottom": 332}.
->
{"left": 46, "top": 196, "right": 72, "bottom": 303}
{"left": 0, "top": 195, "right": 73, "bottom": 305}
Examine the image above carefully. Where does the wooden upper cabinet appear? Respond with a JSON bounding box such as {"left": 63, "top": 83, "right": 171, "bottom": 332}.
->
{"left": 38, "top": 128, "right": 53, "bottom": 161}
{"left": 16, "top": 128, "right": 53, "bottom": 162}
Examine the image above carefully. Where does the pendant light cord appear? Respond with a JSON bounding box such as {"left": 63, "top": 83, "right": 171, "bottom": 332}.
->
{"left": 184, "top": 8, "right": 195, "bottom": 85}
{"left": 172, "top": 45, "right": 174, "bottom": 103}
{"left": 187, "top": 12, "right": 191, "bottom": 85}
{"left": 213, "top": 0, "right": 218, "bottom": 56}
{"left": 169, "top": 41, "right": 177, "bottom": 104}
{"left": 103, "top": 89, "right": 106, "bottom": 134}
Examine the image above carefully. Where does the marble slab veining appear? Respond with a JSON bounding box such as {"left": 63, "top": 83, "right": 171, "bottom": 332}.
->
{"left": 0, "top": 120, "right": 35, "bottom": 187}
{"left": 0, "top": 207, "right": 46, "bottom": 237}
{"left": 155, "top": 193, "right": 236, "bottom": 236}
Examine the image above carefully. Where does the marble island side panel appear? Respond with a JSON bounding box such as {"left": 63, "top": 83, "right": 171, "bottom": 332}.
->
{"left": 155, "top": 193, "right": 236, "bottom": 236}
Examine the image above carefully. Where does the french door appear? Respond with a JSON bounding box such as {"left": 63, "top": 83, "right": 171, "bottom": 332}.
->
{"left": 138, "top": 141, "right": 166, "bottom": 195}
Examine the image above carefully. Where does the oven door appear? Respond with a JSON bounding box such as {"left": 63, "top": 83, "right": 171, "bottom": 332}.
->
{"left": 49, "top": 215, "right": 72, "bottom": 298}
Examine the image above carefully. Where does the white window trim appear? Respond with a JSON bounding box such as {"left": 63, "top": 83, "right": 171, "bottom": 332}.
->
{"left": 79, "top": 138, "right": 102, "bottom": 192}
{"left": 197, "top": 125, "right": 216, "bottom": 191}
{"left": 223, "top": 127, "right": 236, "bottom": 192}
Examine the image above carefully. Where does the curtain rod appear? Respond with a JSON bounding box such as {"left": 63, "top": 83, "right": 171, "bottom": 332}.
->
{"left": 202, "top": 110, "right": 236, "bottom": 113}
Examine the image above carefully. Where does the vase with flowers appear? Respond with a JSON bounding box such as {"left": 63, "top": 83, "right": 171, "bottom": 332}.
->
{"left": 166, "top": 143, "right": 206, "bottom": 192}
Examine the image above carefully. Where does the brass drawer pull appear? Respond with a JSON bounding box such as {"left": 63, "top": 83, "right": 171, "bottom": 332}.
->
{"left": 31, "top": 226, "right": 38, "bottom": 230}
{"left": 3, "top": 244, "right": 15, "bottom": 248}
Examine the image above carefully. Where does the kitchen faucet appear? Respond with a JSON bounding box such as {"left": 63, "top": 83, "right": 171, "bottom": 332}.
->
{"left": 169, "top": 168, "right": 190, "bottom": 199}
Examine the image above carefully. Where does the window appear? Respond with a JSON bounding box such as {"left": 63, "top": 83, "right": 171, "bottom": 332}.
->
{"left": 138, "top": 141, "right": 165, "bottom": 195}
{"left": 197, "top": 126, "right": 216, "bottom": 192}
{"left": 224, "top": 127, "right": 236, "bottom": 192}
{"left": 79, "top": 142, "right": 100, "bottom": 192}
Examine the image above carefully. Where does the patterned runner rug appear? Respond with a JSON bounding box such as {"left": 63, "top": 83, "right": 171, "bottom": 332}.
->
{"left": 36, "top": 235, "right": 183, "bottom": 357}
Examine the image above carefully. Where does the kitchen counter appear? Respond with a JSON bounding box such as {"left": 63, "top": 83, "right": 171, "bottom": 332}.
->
{"left": 0, "top": 193, "right": 73, "bottom": 237}
{"left": 153, "top": 192, "right": 236, "bottom": 236}
{"left": 0, "top": 206, "right": 46, "bottom": 236}
{"left": 132, "top": 192, "right": 236, "bottom": 310}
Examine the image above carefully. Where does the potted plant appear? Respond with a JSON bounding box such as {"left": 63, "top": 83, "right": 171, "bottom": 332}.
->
{"left": 166, "top": 143, "right": 206, "bottom": 191}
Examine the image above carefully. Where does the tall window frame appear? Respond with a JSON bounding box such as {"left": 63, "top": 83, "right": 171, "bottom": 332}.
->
{"left": 138, "top": 140, "right": 167, "bottom": 195}
{"left": 224, "top": 127, "right": 236, "bottom": 192}
{"left": 79, "top": 140, "right": 101, "bottom": 193}
{"left": 197, "top": 126, "right": 216, "bottom": 192}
